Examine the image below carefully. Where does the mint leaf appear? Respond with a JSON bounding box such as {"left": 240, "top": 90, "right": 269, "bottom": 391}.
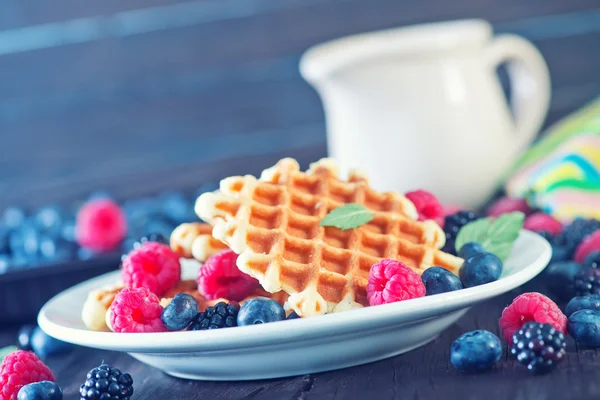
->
{"left": 455, "top": 212, "right": 525, "bottom": 262}
{"left": 0, "top": 346, "right": 17, "bottom": 362}
{"left": 320, "top": 203, "right": 374, "bottom": 230}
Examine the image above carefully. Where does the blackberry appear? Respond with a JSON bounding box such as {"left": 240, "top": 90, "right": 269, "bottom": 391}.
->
{"left": 80, "top": 363, "right": 134, "bottom": 400}
{"left": 552, "top": 218, "right": 600, "bottom": 259}
{"left": 188, "top": 301, "right": 239, "bottom": 330}
{"left": 442, "top": 211, "right": 479, "bottom": 254}
{"left": 574, "top": 268, "right": 600, "bottom": 296}
{"left": 511, "top": 322, "right": 566, "bottom": 373}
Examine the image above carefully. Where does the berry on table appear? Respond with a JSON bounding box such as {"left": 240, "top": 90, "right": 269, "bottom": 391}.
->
{"left": 0, "top": 350, "right": 55, "bottom": 400}
{"left": 523, "top": 212, "right": 563, "bottom": 236}
{"left": 457, "top": 242, "right": 485, "bottom": 260}
{"left": 80, "top": 363, "right": 133, "bottom": 400}
{"left": 543, "top": 261, "right": 583, "bottom": 301}
{"left": 404, "top": 190, "right": 444, "bottom": 222}
{"left": 189, "top": 301, "right": 240, "bottom": 330}
{"left": 109, "top": 287, "right": 167, "bottom": 333}
{"left": 161, "top": 293, "right": 199, "bottom": 331}
{"left": 499, "top": 292, "right": 567, "bottom": 344}
{"left": 17, "top": 325, "right": 36, "bottom": 351}
{"left": 459, "top": 252, "right": 503, "bottom": 288}
{"left": 421, "top": 266, "right": 463, "bottom": 295}
{"left": 568, "top": 309, "right": 600, "bottom": 347}
{"left": 511, "top": 322, "right": 566, "bottom": 373}
{"left": 575, "top": 231, "right": 600, "bottom": 264}
{"left": 565, "top": 294, "right": 600, "bottom": 317}
{"left": 17, "top": 381, "right": 62, "bottom": 400}
{"left": 198, "top": 250, "right": 259, "bottom": 301}
{"left": 583, "top": 251, "right": 600, "bottom": 269}
{"left": 442, "top": 211, "right": 479, "bottom": 254}
{"left": 450, "top": 330, "right": 502, "bottom": 372}
{"left": 574, "top": 268, "right": 600, "bottom": 296}
{"left": 30, "top": 327, "right": 74, "bottom": 360}
{"left": 237, "top": 297, "right": 286, "bottom": 326}
{"left": 76, "top": 199, "right": 127, "bottom": 252}
{"left": 121, "top": 242, "right": 181, "bottom": 297}
{"left": 552, "top": 218, "right": 600, "bottom": 259}
{"left": 367, "top": 259, "right": 425, "bottom": 305}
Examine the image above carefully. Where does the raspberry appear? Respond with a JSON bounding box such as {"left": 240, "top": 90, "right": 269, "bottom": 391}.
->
{"left": 198, "top": 250, "right": 259, "bottom": 301}
{"left": 109, "top": 287, "right": 167, "bottom": 333}
{"left": 486, "top": 197, "right": 531, "bottom": 217}
{"left": 76, "top": 199, "right": 127, "bottom": 252}
{"left": 405, "top": 190, "right": 444, "bottom": 222}
{"left": 523, "top": 212, "right": 563, "bottom": 236}
{"left": 122, "top": 242, "right": 181, "bottom": 297}
{"left": 0, "top": 350, "right": 55, "bottom": 400}
{"left": 367, "top": 259, "right": 425, "bottom": 305}
{"left": 499, "top": 292, "right": 567, "bottom": 344}
{"left": 574, "top": 230, "right": 600, "bottom": 263}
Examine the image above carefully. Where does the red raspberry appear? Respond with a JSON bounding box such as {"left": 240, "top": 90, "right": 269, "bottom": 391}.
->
{"left": 367, "top": 259, "right": 425, "bottom": 305}
{"left": 198, "top": 249, "right": 259, "bottom": 301}
{"left": 574, "top": 230, "right": 600, "bottom": 263}
{"left": 110, "top": 286, "right": 167, "bottom": 332}
{"left": 499, "top": 292, "right": 567, "bottom": 344}
{"left": 76, "top": 199, "right": 127, "bottom": 252}
{"left": 0, "top": 350, "right": 55, "bottom": 400}
{"left": 122, "top": 242, "right": 181, "bottom": 297}
{"left": 486, "top": 197, "right": 531, "bottom": 217}
{"left": 405, "top": 190, "right": 444, "bottom": 222}
{"left": 523, "top": 212, "right": 563, "bottom": 236}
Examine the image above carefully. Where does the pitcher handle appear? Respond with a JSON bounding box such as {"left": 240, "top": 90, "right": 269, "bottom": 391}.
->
{"left": 485, "top": 34, "right": 551, "bottom": 149}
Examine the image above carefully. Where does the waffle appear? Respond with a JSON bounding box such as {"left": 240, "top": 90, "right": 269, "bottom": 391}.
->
{"left": 81, "top": 282, "right": 123, "bottom": 331}
{"left": 196, "top": 157, "right": 464, "bottom": 317}
{"left": 170, "top": 222, "right": 228, "bottom": 261}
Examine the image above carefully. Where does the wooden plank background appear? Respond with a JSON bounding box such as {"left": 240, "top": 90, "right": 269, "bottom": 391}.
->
{"left": 1, "top": 0, "right": 599, "bottom": 209}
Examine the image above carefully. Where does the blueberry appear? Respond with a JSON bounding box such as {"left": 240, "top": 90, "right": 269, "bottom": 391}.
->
{"left": 159, "top": 191, "right": 196, "bottom": 225}
{"left": 31, "top": 327, "right": 74, "bottom": 359}
{"left": 17, "top": 381, "right": 63, "bottom": 400}
{"left": 161, "top": 293, "right": 199, "bottom": 331}
{"left": 544, "top": 261, "right": 583, "bottom": 301}
{"left": 237, "top": 297, "right": 286, "bottom": 326}
{"left": 584, "top": 251, "right": 600, "bottom": 269}
{"left": 33, "top": 206, "right": 64, "bottom": 235}
{"left": 565, "top": 294, "right": 600, "bottom": 316}
{"left": 39, "top": 236, "right": 77, "bottom": 262}
{"left": 458, "top": 242, "right": 485, "bottom": 260}
{"left": 568, "top": 309, "right": 600, "bottom": 347}
{"left": 17, "top": 324, "right": 37, "bottom": 351}
{"left": 143, "top": 219, "right": 175, "bottom": 242}
{"left": 459, "top": 252, "right": 503, "bottom": 288}
{"left": 421, "top": 266, "right": 463, "bottom": 295}
{"left": 450, "top": 330, "right": 502, "bottom": 372}
{"left": 1, "top": 207, "right": 26, "bottom": 230}
{"left": 9, "top": 223, "right": 40, "bottom": 258}
{"left": 549, "top": 246, "right": 570, "bottom": 263}
{"left": 60, "top": 220, "right": 77, "bottom": 243}
{"left": 77, "top": 247, "right": 98, "bottom": 260}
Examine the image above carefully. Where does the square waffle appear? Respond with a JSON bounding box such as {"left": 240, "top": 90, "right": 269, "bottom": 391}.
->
{"left": 196, "top": 158, "right": 464, "bottom": 317}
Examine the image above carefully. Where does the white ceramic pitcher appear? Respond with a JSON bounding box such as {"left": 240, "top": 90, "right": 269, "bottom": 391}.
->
{"left": 300, "top": 19, "right": 550, "bottom": 208}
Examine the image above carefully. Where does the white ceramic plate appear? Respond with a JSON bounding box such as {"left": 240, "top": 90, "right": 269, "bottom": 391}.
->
{"left": 39, "top": 230, "right": 550, "bottom": 381}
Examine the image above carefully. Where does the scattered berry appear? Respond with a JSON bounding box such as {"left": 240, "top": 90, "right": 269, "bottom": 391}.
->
{"left": 237, "top": 297, "right": 286, "bottom": 326}
{"left": 565, "top": 294, "right": 600, "bottom": 317}
{"left": 511, "top": 322, "right": 566, "bottom": 373}
{"left": 405, "top": 190, "right": 444, "bottom": 222}
{"left": 121, "top": 242, "right": 181, "bottom": 297}
{"left": 421, "top": 266, "right": 463, "bottom": 295}
{"left": 543, "top": 261, "right": 583, "bottom": 301}
{"left": 523, "top": 212, "right": 562, "bottom": 235}
{"left": 575, "top": 230, "right": 600, "bottom": 263}
{"left": 76, "top": 199, "right": 127, "bottom": 252}
{"left": 499, "top": 292, "right": 567, "bottom": 344}
{"left": 584, "top": 251, "right": 600, "bottom": 269}
{"left": 442, "top": 211, "right": 479, "bottom": 254}
{"left": 450, "top": 330, "right": 502, "bottom": 372}
{"left": 286, "top": 311, "right": 300, "bottom": 320}
{"left": 574, "top": 268, "right": 600, "bottom": 296}
{"left": 17, "top": 325, "right": 36, "bottom": 351}
{"left": 457, "top": 242, "right": 485, "bottom": 260}
{"left": 198, "top": 250, "right": 259, "bottom": 301}
{"left": 367, "top": 259, "right": 425, "bottom": 305}
{"left": 80, "top": 363, "right": 133, "bottom": 400}
{"left": 110, "top": 287, "right": 167, "bottom": 333}
{"left": 552, "top": 218, "right": 600, "bottom": 259}
{"left": 486, "top": 197, "right": 530, "bottom": 217}
{"left": 17, "top": 381, "right": 62, "bottom": 400}
{"left": 0, "top": 350, "right": 55, "bottom": 400}
{"left": 30, "top": 327, "right": 74, "bottom": 360}
{"left": 189, "top": 301, "right": 240, "bottom": 330}
{"left": 568, "top": 309, "right": 600, "bottom": 347}
{"left": 459, "top": 252, "right": 503, "bottom": 288}
{"left": 161, "top": 293, "right": 199, "bottom": 331}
